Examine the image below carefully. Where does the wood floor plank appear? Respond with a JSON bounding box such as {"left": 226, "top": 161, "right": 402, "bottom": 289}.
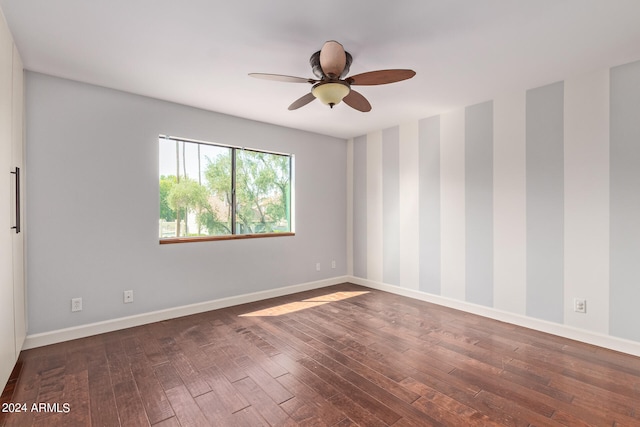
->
{"left": 164, "top": 384, "right": 210, "bottom": 427}
{"left": 128, "top": 352, "right": 174, "bottom": 424}
{"left": 448, "top": 367, "right": 557, "bottom": 418}
{"left": 229, "top": 405, "right": 270, "bottom": 427}
{"left": 3, "top": 283, "right": 640, "bottom": 427}
{"left": 171, "top": 332, "right": 217, "bottom": 372}
{"left": 170, "top": 351, "right": 211, "bottom": 398}
{"left": 193, "top": 390, "right": 236, "bottom": 426}
{"left": 140, "top": 331, "right": 169, "bottom": 367}
{"left": 198, "top": 365, "right": 249, "bottom": 413}
{"left": 473, "top": 390, "right": 566, "bottom": 427}
{"left": 411, "top": 396, "right": 496, "bottom": 427}
{"left": 278, "top": 316, "right": 419, "bottom": 403}
{"left": 232, "top": 376, "right": 294, "bottom": 426}
{"left": 400, "top": 377, "right": 527, "bottom": 427}
{"left": 200, "top": 344, "right": 247, "bottom": 383}
{"left": 113, "top": 379, "right": 151, "bottom": 426}
{"left": 234, "top": 355, "right": 293, "bottom": 404}
{"left": 400, "top": 348, "right": 481, "bottom": 395}
{"left": 231, "top": 327, "right": 289, "bottom": 378}
{"left": 150, "top": 416, "right": 180, "bottom": 427}
{"left": 277, "top": 372, "right": 346, "bottom": 425}
{"left": 87, "top": 359, "right": 120, "bottom": 427}
{"left": 1, "top": 356, "right": 42, "bottom": 427}
{"left": 270, "top": 353, "right": 340, "bottom": 400}
{"left": 296, "top": 356, "right": 403, "bottom": 425}
{"left": 35, "top": 370, "right": 90, "bottom": 427}
{"left": 401, "top": 377, "right": 497, "bottom": 427}
{"left": 153, "top": 362, "right": 183, "bottom": 392}
{"left": 327, "top": 393, "right": 388, "bottom": 427}
{"left": 549, "top": 375, "right": 640, "bottom": 424}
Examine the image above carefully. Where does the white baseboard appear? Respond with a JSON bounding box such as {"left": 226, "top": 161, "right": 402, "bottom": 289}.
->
{"left": 23, "top": 276, "right": 349, "bottom": 350}
{"left": 349, "top": 276, "right": 640, "bottom": 358}
{"left": 24, "top": 275, "right": 640, "bottom": 358}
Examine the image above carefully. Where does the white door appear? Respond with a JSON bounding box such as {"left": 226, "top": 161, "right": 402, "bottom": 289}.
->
{"left": 0, "top": 13, "right": 17, "bottom": 388}
{"left": 11, "top": 44, "right": 25, "bottom": 357}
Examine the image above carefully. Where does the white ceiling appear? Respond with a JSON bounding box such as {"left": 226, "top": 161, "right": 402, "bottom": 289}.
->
{"left": 2, "top": 0, "right": 640, "bottom": 139}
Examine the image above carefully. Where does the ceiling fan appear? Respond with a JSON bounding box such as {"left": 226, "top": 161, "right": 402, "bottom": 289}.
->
{"left": 249, "top": 41, "right": 416, "bottom": 112}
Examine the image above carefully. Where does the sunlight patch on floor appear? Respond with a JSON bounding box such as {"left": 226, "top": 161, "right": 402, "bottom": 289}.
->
{"left": 239, "top": 291, "right": 370, "bottom": 317}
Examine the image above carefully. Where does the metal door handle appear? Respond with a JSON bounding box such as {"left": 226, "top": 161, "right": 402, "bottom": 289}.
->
{"left": 10, "top": 167, "right": 20, "bottom": 233}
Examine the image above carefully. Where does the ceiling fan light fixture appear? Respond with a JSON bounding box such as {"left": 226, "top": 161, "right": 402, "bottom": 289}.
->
{"left": 311, "top": 82, "right": 350, "bottom": 108}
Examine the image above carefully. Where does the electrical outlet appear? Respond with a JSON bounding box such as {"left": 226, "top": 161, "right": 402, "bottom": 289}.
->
{"left": 124, "top": 290, "right": 134, "bottom": 303}
{"left": 71, "top": 297, "right": 82, "bottom": 312}
{"left": 316, "top": 262, "right": 321, "bottom": 271}
{"left": 574, "top": 298, "right": 586, "bottom": 313}
{"left": 331, "top": 260, "right": 336, "bottom": 269}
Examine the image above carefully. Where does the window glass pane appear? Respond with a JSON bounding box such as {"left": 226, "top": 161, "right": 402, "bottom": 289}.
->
{"left": 201, "top": 145, "right": 232, "bottom": 235}
{"left": 235, "top": 150, "right": 291, "bottom": 234}
{"left": 159, "top": 137, "right": 231, "bottom": 238}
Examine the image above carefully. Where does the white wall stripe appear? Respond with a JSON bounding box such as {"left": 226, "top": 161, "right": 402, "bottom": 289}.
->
{"left": 563, "top": 70, "right": 610, "bottom": 333}
{"left": 440, "top": 109, "right": 466, "bottom": 301}
{"left": 366, "top": 131, "right": 383, "bottom": 282}
{"left": 399, "top": 121, "right": 420, "bottom": 290}
{"left": 493, "top": 92, "right": 527, "bottom": 315}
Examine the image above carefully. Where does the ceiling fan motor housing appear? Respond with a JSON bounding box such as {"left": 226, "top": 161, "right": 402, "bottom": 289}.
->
{"left": 310, "top": 50, "right": 352, "bottom": 80}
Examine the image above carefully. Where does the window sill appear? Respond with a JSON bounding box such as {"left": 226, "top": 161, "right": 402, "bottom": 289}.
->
{"left": 159, "top": 232, "right": 295, "bottom": 244}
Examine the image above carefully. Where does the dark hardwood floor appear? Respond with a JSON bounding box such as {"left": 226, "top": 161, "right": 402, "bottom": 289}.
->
{"left": 2, "top": 283, "right": 639, "bottom": 426}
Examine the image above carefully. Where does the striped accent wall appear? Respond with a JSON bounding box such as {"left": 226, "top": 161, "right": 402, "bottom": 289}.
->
{"left": 350, "top": 58, "right": 640, "bottom": 344}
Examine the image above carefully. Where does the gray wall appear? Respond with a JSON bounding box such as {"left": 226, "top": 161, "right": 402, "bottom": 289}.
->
{"left": 464, "top": 101, "right": 493, "bottom": 307}
{"left": 418, "top": 117, "right": 440, "bottom": 295}
{"left": 25, "top": 72, "right": 347, "bottom": 334}
{"left": 525, "top": 82, "right": 564, "bottom": 323}
{"left": 610, "top": 60, "right": 640, "bottom": 342}
{"left": 382, "top": 126, "right": 400, "bottom": 286}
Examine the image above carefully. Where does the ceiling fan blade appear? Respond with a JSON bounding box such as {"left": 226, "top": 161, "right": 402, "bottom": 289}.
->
{"left": 347, "top": 69, "right": 416, "bottom": 86}
{"left": 343, "top": 89, "right": 372, "bottom": 112}
{"left": 249, "top": 73, "right": 316, "bottom": 84}
{"left": 288, "top": 92, "right": 316, "bottom": 110}
{"left": 319, "top": 40, "right": 346, "bottom": 79}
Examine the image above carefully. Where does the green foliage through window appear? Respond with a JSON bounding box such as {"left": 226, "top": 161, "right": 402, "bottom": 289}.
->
{"left": 159, "top": 136, "right": 293, "bottom": 239}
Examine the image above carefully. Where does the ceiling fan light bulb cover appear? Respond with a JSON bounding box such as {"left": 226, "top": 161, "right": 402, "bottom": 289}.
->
{"left": 312, "top": 83, "right": 350, "bottom": 106}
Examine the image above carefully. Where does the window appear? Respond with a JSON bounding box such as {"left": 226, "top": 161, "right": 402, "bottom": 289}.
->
{"left": 159, "top": 136, "right": 294, "bottom": 243}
